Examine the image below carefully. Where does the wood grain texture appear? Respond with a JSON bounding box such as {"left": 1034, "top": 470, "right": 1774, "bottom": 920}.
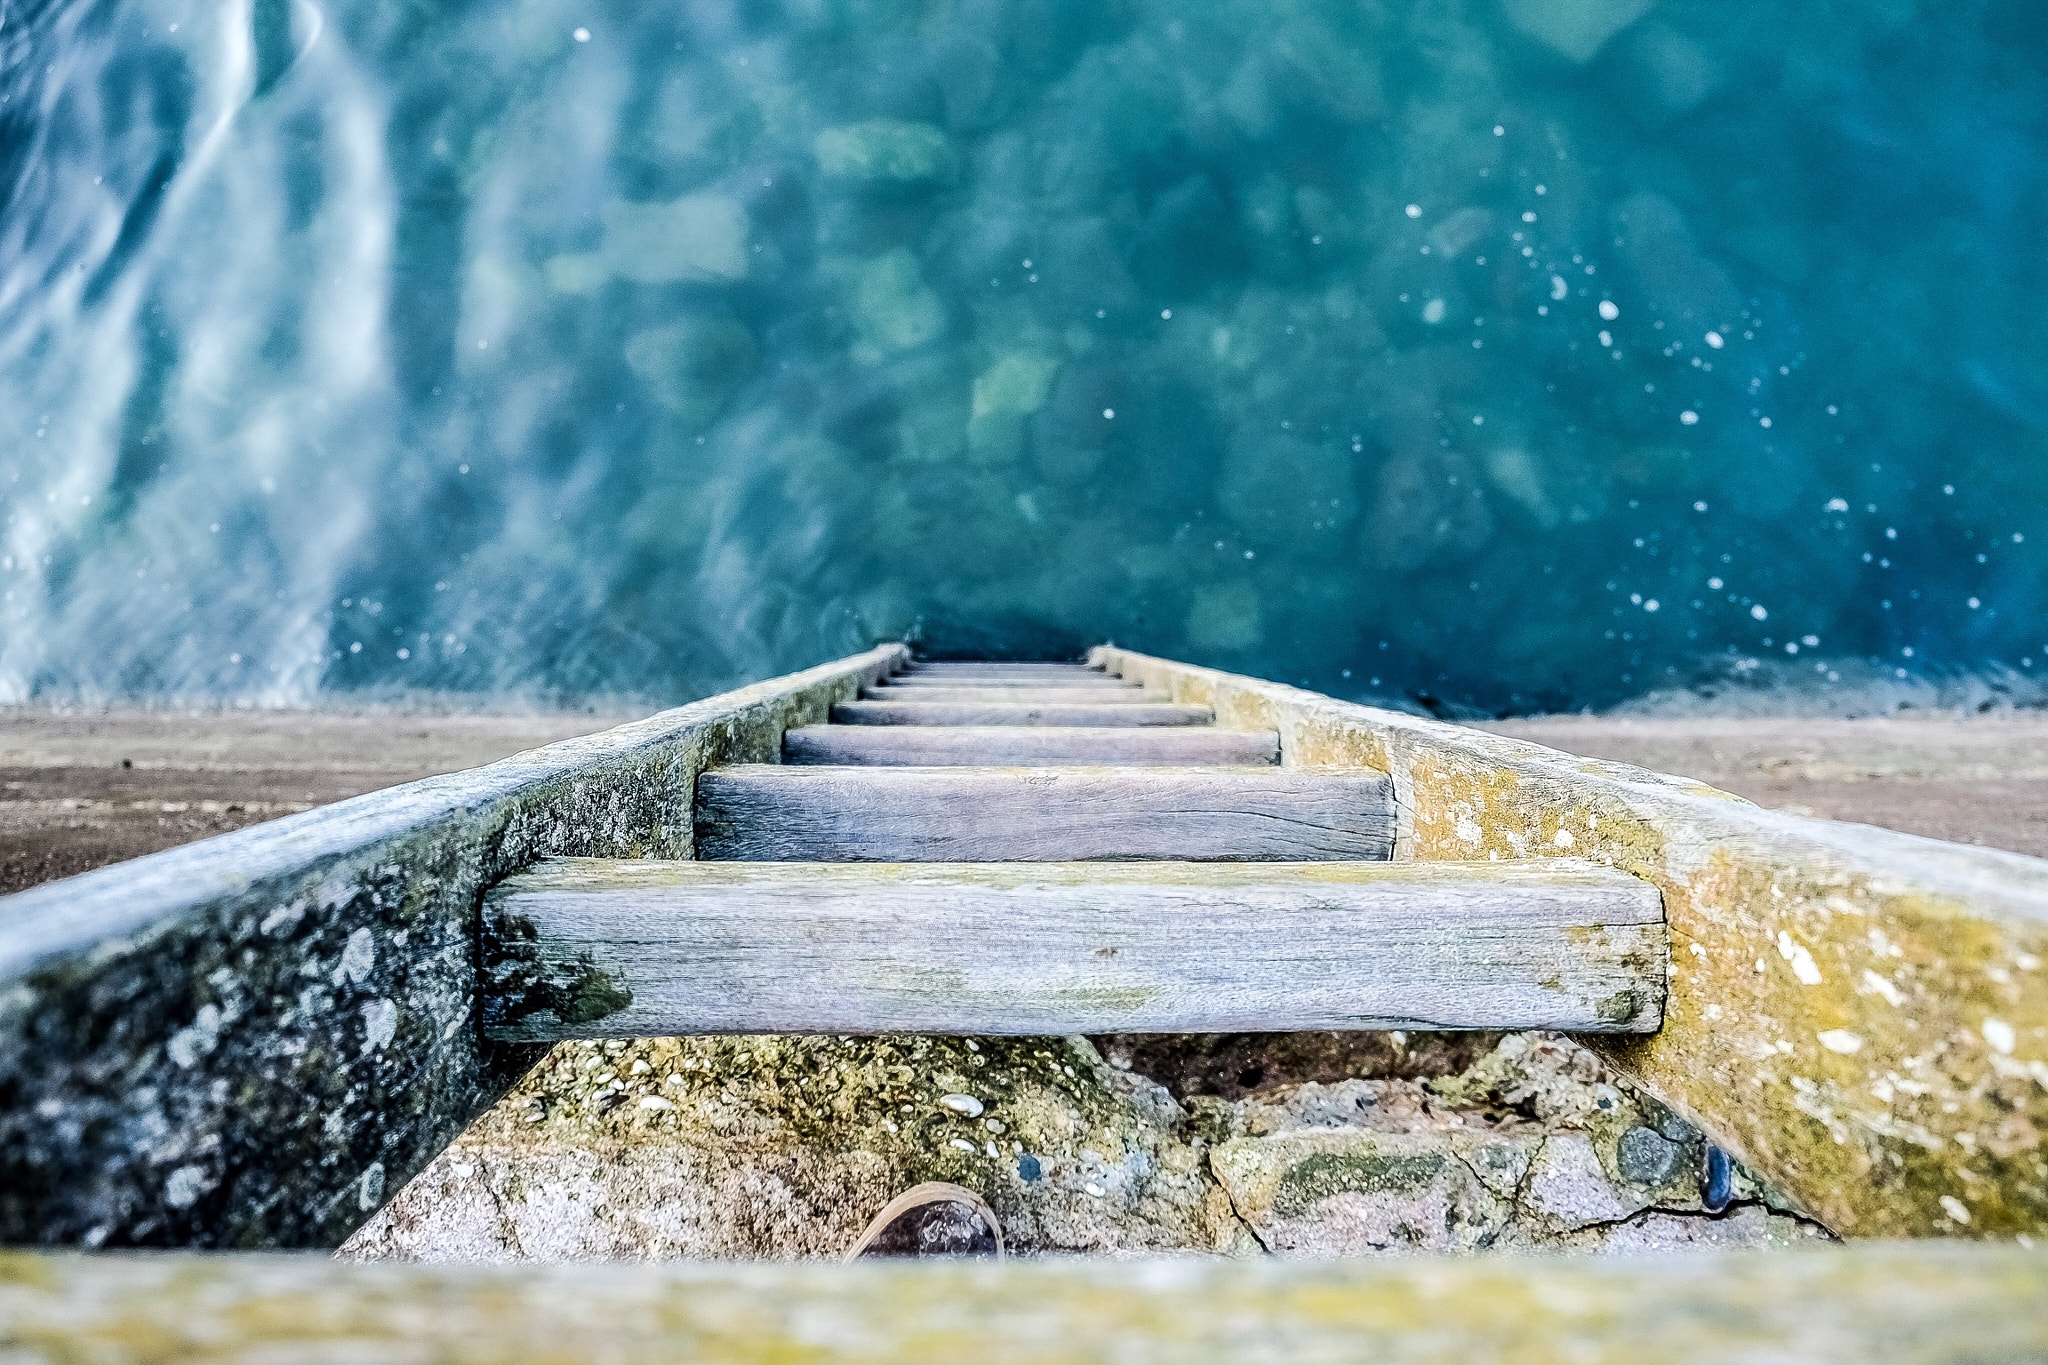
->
{"left": 694, "top": 766, "right": 1394, "bottom": 861}
{"left": 783, "top": 726, "right": 1280, "bottom": 767}
{"left": 899, "top": 662, "right": 1101, "bottom": 673}
{"left": 861, "top": 686, "right": 1167, "bottom": 704}
{"left": 832, "top": 701, "right": 1211, "bottom": 727}
{"left": 885, "top": 676, "right": 1135, "bottom": 690}
{"left": 482, "top": 858, "right": 1665, "bottom": 1038}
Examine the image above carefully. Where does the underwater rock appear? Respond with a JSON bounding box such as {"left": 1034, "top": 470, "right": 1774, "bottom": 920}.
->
{"left": 843, "top": 249, "right": 948, "bottom": 360}
{"left": 1214, "top": 432, "right": 1359, "bottom": 559}
{"left": 968, "top": 351, "right": 1061, "bottom": 461}
{"left": 602, "top": 194, "right": 752, "bottom": 286}
{"left": 1183, "top": 581, "right": 1264, "bottom": 653}
{"left": 1135, "top": 173, "right": 1245, "bottom": 297}
{"left": 815, "top": 120, "right": 958, "bottom": 187}
{"left": 622, "top": 314, "right": 759, "bottom": 422}
{"left": 1499, "top": 0, "right": 1655, "bottom": 64}
{"left": 1367, "top": 449, "right": 1495, "bottom": 573}
{"left": 544, "top": 194, "right": 751, "bottom": 293}
{"left": 1608, "top": 192, "right": 1745, "bottom": 332}
{"left": 1614, "top": 21, "right": 1724, "bottom": 121}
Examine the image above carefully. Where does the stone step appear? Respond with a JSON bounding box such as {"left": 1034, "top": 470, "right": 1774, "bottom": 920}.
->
{"left": 481, "top": 858, "right": 1666, "bottom": 1040}
{"left": 782, "top": 725, "right": 1279, "bottom": 766}
{"left": 694, "top": 765, "right": 1393, "bottom": 861}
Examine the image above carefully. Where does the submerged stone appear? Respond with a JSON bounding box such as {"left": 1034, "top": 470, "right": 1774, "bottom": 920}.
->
{"left": 815, "top": 120, "right": 957, "bottom": 187}
{"left": 1499, "top": 0, "right": 1655, "bottom": 63}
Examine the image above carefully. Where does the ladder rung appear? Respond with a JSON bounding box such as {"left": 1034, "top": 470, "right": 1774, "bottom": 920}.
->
{"left": 882, "top": 675, "right": 1139, "bottom": 690}
{"left": 783, "top": 725, "right": 1280, "bottom": 766}
{"left": 480, "top": 859, "right": 1666, "bottom": 1039}
{"left": 861, "top": 685, "right": 1167, "bottom": 704}
{"left": 832, "top": 701, "right": 1211, "bottom": 727}
{"left": 694, "top": 765, "right": 1393, "bottom": 861}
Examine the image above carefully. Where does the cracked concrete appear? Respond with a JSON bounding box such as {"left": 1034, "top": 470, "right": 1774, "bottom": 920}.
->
{"left": 346, "top": 1030, "right": 1828, "bottom": 1260}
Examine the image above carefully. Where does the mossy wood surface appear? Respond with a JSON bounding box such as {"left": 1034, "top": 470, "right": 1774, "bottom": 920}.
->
{"left": 3, "top": 1245, "right": 2044, "bottom": 1361}
{"left": 0, "top": 645, "right": 908, "bottom": 1248}
{"left": 695, "top": 765, "right": 1395, "bottom": 861}
{"left": 1096, "top": 646, "right": 2048, "bottom": 1238}
{"left": 480, "top": 857, "right": 1665, "bottom": 1039}
{"left": 783, "top": 725, "right": 1280, "bottom": 766}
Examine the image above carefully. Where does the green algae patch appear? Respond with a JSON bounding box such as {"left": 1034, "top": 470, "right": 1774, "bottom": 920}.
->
{"left": 1272, "top": 1150, "right": 1449, "bottom": 1215}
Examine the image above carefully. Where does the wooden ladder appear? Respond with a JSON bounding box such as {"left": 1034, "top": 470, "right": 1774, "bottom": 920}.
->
{"left": 482, "top": 659, "right": 1666, "bottom": 1042}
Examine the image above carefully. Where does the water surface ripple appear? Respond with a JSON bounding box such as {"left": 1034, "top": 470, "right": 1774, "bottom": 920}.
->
{"left": 3, "top": 0, "right": 2044, "bottom": 710}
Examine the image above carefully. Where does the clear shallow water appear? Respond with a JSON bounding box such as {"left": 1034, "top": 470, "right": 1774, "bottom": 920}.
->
{"left": 2, "top": 0, "right": 2044, "bottom": 712}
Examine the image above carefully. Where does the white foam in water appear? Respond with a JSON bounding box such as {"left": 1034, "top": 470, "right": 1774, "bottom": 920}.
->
{"left": 0, "top": 0, "right": 2037, "bottom": 714}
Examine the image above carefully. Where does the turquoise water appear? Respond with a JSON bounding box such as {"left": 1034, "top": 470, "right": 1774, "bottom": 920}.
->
{"left": 2, "top": 0, "right": 2044, "bottom": 711}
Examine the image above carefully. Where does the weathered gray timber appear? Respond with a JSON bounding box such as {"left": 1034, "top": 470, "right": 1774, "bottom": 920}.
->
{"left": 481, "top": 859, "right": 1665, "bottom": 1039}
{"left": 694, "top": 766, "right": 1395, "bottom": 862}
{"left": 900, "top": 662, "right": 1098, "bottom": 673}
{"left": 832, "top": 701, "right": 1211, "bottom": 727}
{"left": 783, "top": 725, "right": 1280, "bottom": 767}
{"left": 860, "top": 686, "right": 1166, "bottom": 704}
{"left": 1097, "top": 645, "right": 2048, "bottom": 1240}
{"left": 6, "top": 1244, "right": 2047, "bottom": 1361}
{"left": 0, "top": 645, "right": 908, "bottom": 1249}
{"left": 883, "top": 676, "right": 1138, "bottom": 689}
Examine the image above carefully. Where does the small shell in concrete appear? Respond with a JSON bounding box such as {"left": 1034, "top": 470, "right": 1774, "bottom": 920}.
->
{"left": 939, "top": 1093, "right": 985, "bottom": 1118}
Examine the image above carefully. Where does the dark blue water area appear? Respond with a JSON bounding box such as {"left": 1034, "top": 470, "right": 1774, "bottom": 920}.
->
{"left": 2, "top": 0, "right": 2046, "bottom": 712}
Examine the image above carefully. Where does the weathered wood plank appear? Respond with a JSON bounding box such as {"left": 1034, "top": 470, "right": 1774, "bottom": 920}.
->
{"left": 900, "top": 662, "right": 1099, "bottom": 673}
{"left": 694, "top": 766, "right": 1394, "bottom": 861}
{"left": 832, "top": 701, "right": 1211, "bottom": 727}
{"left": 861, "top": 686, "right": 1166, "bottom": 704}
{"left": 0, "top": 644, "right": 910, "bottom": 1249}
{"left": 1094, "top": 644, "right": 2048, "bottom": 1240}
{"left": 783, "top": 726, "right": 1280, "bottom": 767}
{"left": 10, "top": 1245, "right": 2047, "bottom": 1362}
{"left": 482, "top": 858, "right": 1665, "bottom": 1039}
{"left": 886, "top": 675, "right": 1135, "bottom": 689}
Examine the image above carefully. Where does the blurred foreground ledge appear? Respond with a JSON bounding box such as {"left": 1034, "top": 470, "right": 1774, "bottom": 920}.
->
{"left": 3, "top": 1244, "right": 2045, "bottom": 1362}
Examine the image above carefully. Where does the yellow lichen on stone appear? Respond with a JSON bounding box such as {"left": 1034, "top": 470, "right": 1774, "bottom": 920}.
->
{"left": 1094, "top": 646, "right": 2048, "bottom": 1239}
